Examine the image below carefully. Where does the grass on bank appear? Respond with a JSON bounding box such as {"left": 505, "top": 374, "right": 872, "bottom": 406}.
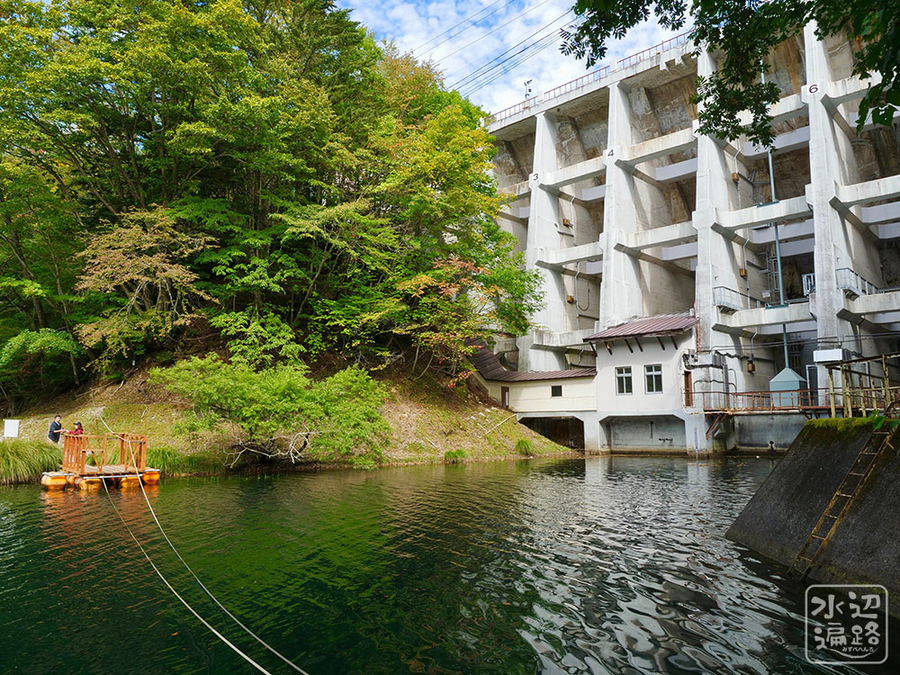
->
{"left": 8, "top": 366, "right": 570, "bottom": 482}
{"left": 0, "top": 439, "right": 62, "bottom": 485}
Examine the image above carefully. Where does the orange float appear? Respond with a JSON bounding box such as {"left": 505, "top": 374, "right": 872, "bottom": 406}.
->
{"left": 40, "top": 472, "right": 68, "bottom": 490}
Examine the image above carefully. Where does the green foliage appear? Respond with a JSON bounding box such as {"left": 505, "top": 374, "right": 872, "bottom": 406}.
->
{"left": 443, "top": 448, "right": 468, "bottom": 463}
{"left": 146, "top": 445, "right": 224, "bottom": 475}
{"left": 515, "top": 439, "right": 535, "bottom": 457}
{"left": 0, "top": 0, "right": 543, "bottom": 393}
{"left": 0, "top": 329, "right": 82, "bottom": 410}
{"left": 0, "top": 439, "right": 62, "bottom": 485}
{"left": 151, "top": 355, "right": 390, "bottom": 467}
{"left": 806, "top": 416, "right": 882, "bottom": 429}
{"left": 868, "top": 412, "right": 900, "bottom": 432}
{"left": 209, "top": 309, "right": 303, "bottom": 369}
{"left": 563, "top": 0, "right": 900, "bottom": 146}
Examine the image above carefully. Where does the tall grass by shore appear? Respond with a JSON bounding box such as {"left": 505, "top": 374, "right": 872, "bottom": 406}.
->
{"left": 146, "top": 446, "right": 225, "bottom": 475}
{"left": 0, "top": 439, "right": 62, "bottom": 485}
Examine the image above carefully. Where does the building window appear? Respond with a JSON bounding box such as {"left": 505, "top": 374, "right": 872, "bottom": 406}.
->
{"left": 615, "top": 367, "right": 632, "bottom": 395}
{"left": 551, "top": 385, "right": 562, "bottom": 397}
{"left": 645, "top": 364, "right": 663, "bottom": 393}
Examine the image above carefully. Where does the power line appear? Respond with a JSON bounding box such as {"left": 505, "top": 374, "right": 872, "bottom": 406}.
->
{"left": 458, "top": 31, "right": 560, "bottom": 96}
{"left": 460, "top": 23, "right": 578, "bottom": 98}
{"left": 447, "top": 9, "right": 573, "bottom": 90}
{"left": 413, "top": 0, "right": 512, "bottom": 55}
{"left": 461, "top": 25, "right": 575, "bottom": 98}
{"left": 434, "top": 0, "right": 556, "bottom": 65}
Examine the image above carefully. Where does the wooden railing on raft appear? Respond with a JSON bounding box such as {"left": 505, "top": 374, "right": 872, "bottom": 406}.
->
{"left": 62, "top": 433, "right": 149, "bottom": 475}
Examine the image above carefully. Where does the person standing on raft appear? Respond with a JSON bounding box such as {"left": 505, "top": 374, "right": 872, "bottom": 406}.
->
{"left": 47, "top": 415, "right": 64, "bottom": 443}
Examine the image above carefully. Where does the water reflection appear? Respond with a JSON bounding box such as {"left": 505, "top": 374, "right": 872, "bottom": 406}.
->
{"left": 0, "top": 457, "right": 895, "bottom": 674}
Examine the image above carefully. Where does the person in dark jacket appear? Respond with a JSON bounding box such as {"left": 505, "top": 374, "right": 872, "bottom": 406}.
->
{"left": 48, "top": 415, "right": 63, "bottom": 443}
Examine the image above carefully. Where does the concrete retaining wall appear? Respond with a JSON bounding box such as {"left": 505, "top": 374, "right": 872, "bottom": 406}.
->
{"left": 731, "top": 413, "right": 809, "bottom": 452}
{"left": 727, "top": 419, "right": 900, "bottom": 616}
{"left": 608, "top": 415, "right": 686, "bottom": 453}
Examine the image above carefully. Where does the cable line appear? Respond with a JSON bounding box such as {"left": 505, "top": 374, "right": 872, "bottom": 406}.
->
{"left": 459, "top": 26, "right": 574, "bottom": 98}
{"left": 447, "top": 9, "right": 573, "bottom": 90}
{"left": 98, "top": 415, "right": 311, "bottom": 675}
{"left": 458, "top": 32, "right": 559, "bottom": 96}
{"left": 99, "top": 477, "right": 273, "bottom": 675}
{"left": 434, "top": 0, "right": 556, "bottom": 64}
{"left": 413, "top": 0, "right": 512, "bottom": 55}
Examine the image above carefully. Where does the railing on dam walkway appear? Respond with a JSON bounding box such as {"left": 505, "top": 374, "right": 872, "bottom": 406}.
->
{"left": 695, "top": 352, "right": 900, "bottom": 418}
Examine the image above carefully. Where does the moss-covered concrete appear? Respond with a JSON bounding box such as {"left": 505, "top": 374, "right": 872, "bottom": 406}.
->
{"left": 727, "top": 419, "right": 900, "bottom": 616}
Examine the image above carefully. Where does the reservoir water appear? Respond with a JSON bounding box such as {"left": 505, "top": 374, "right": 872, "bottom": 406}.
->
{"left": 1, "top": 456, "right": 896, "bottom": 674}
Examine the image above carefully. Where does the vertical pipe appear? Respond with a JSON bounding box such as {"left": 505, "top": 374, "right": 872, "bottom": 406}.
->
{"left": 884, "top": 355, "right": 892, "bottom": 409}
{"left": 828, "top": 367, "right": 836, "bottom": 418}
{"left": 842, "top": 365, "right": 851, "bottom": 418}
{"left": 762, "top": 67, "right": 790, "bottom": 371}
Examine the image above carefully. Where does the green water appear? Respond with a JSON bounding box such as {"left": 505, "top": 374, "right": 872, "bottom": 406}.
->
{"left": 0, "top": 457, "right": 896, "bottom": 674}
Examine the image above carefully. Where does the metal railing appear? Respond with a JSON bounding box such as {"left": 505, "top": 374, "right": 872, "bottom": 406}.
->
{"left": 694, "top": 388, "right": 831, "bottom": 412}
{"left": 542, "top": 65, "right": 612, "bottom": 102}
{"left": 693, "top": 353, "right": 900, "bottom": 418}
{"left": 487, "top": 97, "right": 538, "bottom": 126}
{"left": 836, "top": 267, "right": 880, "bottom": 297}
{"left": 826, "top": 352, "right": 900, "bottom": 418}
{"left": 713, "top": 286, "right": 764, "bottom": 311}
{"left": 487, "top": 31, "right": 692, "bottom": 126}
{"left": 617, "top": 31, "right": 692, "bottom": 70}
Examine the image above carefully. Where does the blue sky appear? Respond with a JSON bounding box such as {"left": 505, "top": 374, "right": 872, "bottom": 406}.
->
{"left": 337, "top": 0, "right": 685, "bottom": 114}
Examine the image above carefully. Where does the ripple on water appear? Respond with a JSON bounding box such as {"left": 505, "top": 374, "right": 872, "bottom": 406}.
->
{"left": 0, "top": 457, "right": 896, "bottom": 674}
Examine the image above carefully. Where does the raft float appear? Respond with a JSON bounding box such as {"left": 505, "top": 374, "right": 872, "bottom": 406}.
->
{"left": 41, "top": 433, "right": 160, "bottom": 490}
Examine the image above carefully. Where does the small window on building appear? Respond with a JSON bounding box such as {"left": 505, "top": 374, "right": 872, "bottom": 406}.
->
{"left": 645, "top": 364, "right": 663, "bottom": 393}
{"left": 551, "top": 385, "right": 563, "bottom": 397}
{"left": 615, "top": 366, "right": 632, "bottom": 395}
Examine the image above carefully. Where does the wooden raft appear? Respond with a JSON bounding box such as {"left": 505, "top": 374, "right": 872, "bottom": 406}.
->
{"left": 42, "top": 433, "right": 160, "bottom": 490}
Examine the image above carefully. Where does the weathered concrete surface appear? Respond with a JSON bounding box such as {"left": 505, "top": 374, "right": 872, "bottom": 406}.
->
{"left": 727, "top": 419, "right": 900, "bottom": 616}
{"left": 730, "top": 413, "right": 808, "bottom": 452}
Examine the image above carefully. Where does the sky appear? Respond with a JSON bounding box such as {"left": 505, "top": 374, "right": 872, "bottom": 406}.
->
{"left": 336, "top": 0, "right": 686, "bottom": 114}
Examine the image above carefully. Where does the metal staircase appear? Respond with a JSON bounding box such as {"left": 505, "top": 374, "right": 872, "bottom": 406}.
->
{"left": 788, "top": 427, "right": 896, "bottom": 580}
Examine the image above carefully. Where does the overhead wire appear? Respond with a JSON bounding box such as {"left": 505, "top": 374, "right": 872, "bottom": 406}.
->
{"left": 434, "top": 0, "right": 556, "bottom": 64}
{"left": 446, "top": 8, "right": 573, "bottom": 90}
{"left": 413, "top": 0, "right": 512, "bottom": 55}
{"left": 97, "top": 414, "right": 311, "bottom": 675}
{"left": 459, "top": 22, "right": 580, "bottom": 98}
{"left": 458, "top": 31, "right": 561, "bottom": 97}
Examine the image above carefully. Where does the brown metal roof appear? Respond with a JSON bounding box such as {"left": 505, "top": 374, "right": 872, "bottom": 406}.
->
{"left": 470, "top": 343, "right": 596, "bottom": 382}
{"left": 583, "top": 313, "right": 697, "bottom": 342}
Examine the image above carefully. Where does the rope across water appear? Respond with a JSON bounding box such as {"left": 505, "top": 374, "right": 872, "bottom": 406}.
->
{"left": 97, "top": 414, "right": 310, "bottom": 674}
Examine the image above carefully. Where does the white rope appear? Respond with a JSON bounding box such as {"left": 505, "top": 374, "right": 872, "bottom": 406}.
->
{"left": 98, "top": 475, "right": 272, "bottom": 674}
{"left": 97, "top": 415, "right": 311, "bottom": 675}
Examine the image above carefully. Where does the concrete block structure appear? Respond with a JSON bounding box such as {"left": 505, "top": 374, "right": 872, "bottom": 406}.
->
{"left": 476, "top": 27, "right": 900, "bottom": 454}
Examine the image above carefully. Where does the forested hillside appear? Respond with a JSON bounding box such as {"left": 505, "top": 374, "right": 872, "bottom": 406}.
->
{"left": 0, "top": 0, "right": 541, "bottom": 423}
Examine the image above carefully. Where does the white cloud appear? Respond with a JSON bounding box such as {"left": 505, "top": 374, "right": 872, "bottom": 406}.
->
{"left": 339, "top": 0, "right": 686, "bottom": 114}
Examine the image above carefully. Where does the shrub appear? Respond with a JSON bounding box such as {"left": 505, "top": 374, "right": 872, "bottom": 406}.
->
{"left": 0, "top": 439, "right": 62, "bottom": 484}
{"left": 151, "top": 355, "right": 389, "bottom": 468}
{"left": 515, "top": 439, "right": 534, "bottom": 457}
